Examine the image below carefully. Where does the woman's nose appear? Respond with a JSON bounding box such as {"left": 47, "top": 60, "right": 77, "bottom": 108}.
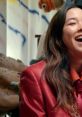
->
{"left": 78, "top": 22, "right": 82, "bottom": 31}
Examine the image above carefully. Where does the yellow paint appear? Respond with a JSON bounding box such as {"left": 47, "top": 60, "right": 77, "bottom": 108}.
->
{"left": 7, "top": 0, "right": 17, "bottom": 4}
{"left": 24, "top": 0, "right": 28, "bottom": 4}
{"left": 7, "top": 0, "right": 28, "bottom": 4}
{"left": 0, "top": 0, "right": 28, "bottom": 4}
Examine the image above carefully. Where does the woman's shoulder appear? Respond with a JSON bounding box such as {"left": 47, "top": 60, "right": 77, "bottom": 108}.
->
{"left": 21, "top": 60, "right": 46, "bottom": 80}
{"left": 29, "top": 59, "right": 46, "bottom": 70}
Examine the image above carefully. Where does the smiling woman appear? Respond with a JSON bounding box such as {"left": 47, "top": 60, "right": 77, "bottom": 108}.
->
{"left": 63, "top": 7, "right": 82, "bottom": 64}
{"left": 20, "top": 0, "right": 82, "bottom": 117}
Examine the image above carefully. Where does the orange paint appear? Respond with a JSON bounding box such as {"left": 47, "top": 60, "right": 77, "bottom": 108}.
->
{"left": 38, "top": 0, "right": 55, "bottom": 12}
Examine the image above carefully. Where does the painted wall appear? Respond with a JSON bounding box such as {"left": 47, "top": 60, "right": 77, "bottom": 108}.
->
{"left": 0, "top": 0, "right": 6, "bottom": 54}
{"left": 6, "top": 0, "right": 56, "bottom": 65}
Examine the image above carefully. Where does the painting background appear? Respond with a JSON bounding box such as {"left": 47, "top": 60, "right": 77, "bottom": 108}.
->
{"left": 0, "top": 0, "right": 55, "bottom": 65}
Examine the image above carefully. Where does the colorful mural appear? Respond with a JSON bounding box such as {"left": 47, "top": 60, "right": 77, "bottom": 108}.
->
{"left": 0, "top": 0, "right": 58, "bottom": 64}
{"left": 6, "top": 0, "right": 56, "bottom": 65}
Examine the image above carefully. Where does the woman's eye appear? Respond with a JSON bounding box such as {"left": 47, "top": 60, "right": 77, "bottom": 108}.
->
{"left": 68, "top": 22, "right": 76, "bottom": 25}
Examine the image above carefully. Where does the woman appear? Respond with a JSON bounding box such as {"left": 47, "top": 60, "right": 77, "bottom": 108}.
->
{"left": 20, "top": 1, "right": 82, "bottom": 117}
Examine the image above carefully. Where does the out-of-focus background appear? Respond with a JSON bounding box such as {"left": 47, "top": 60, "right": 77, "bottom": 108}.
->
{"left": 0, "top": 0, "right": 64, "bottom": 65}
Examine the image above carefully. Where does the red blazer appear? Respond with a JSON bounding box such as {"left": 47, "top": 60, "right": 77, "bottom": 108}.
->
{"left": 20, "top": 60, "right": 82, "bottom": 117}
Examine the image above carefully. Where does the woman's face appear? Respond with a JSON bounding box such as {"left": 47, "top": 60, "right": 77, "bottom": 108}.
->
{"left": 63, "top": 7, "right": 82, "bottom": 57}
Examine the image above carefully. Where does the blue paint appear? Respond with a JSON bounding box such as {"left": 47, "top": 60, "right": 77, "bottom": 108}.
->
{"left": 17, "top": 0, "right": 49, "bottom": 24}
{"left": 0, "top": 13, "right": 27, "bottom": 46}
{"left": 0, "top": 14, "right": 6, "bottom": 24}
{"left": 17, "top": 0, "right": 39, "bottom": 15}
{"left": 41, "top": 15, "right": 49, "bottom": 24}
{"left": 8, "top": 25, "right": 26, "bottom": 46}
{"left": 0, "top": 1, "right": 50, "bottom": 47}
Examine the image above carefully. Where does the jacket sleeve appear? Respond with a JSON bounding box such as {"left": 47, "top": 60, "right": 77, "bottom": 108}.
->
{"left": 20, "top": 67, "right": 46, "bottom": 117}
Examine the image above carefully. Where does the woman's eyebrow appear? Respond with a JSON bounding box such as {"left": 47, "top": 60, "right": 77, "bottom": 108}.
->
{"left": 66, "top": 17, "right": 77, "bottom": 22}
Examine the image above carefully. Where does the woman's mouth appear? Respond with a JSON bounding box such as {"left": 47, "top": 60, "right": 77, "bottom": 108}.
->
{"left": 75, "top": 36, "right": 82, "bottom": 42}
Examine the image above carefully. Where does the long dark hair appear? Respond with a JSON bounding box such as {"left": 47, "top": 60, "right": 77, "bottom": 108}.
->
{"left": 44, "top": 1, "right": 81, "bottom": 117}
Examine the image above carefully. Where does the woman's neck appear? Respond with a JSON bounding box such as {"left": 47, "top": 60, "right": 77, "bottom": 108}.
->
{"left": 70, "top": 57, "right": 82, "bottom": 73}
